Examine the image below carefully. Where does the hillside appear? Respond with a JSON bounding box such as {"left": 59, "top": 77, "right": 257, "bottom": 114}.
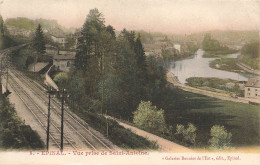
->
{"left": 188, "top": 30, "right": 259, "bottom": 46}
{"left": 5, "top": 17, "right": 75, "bottom": 34}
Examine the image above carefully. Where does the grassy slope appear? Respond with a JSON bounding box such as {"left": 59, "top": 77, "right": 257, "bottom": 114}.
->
{"left": 153, "top": 87, "right": 260, "bottom": 148}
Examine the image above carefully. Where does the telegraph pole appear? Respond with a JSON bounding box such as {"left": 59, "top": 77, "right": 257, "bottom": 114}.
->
{"left": 46, "top": 87, "right": 51, "bottom": 151}
{"left": 60, "top": 88, "right": 65, "bottom": 152}
{"left": 0, "top": 58, "right": 2, "bottom": 94}
{"left": 6, "top": 60, "right": 8, "bottom": 92}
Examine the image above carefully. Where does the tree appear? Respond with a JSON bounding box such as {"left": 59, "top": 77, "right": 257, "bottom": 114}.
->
{"left": 209, "top": 125, "right": 232, "bottom": 150}
{"left": 75, "top": 8, "right": 106, "bottom": 97}
{"left": 133, "top": 101, "right": 166, "bottom": 132}
{"left": 54, "top": 72, "right": 68, "bottom": 89}
{"left": 241, "top": 41, "right": 259, "bottom": 59}
{"left": 65, "top": 35, "right": 76, "bottom": 50}
{"left": 33, "top": 24, "right": 46, "bottom": 54}
{"left": 175, "top": 123, "right": 197, "bottom": 145}
{"left": 145, "top": 56, "right": 167, "bottom": 101}
{"left": 68, "top": 71, "right": 84, "bottom": 101}
{"left": 0, "top": 15, "right": 5, "bottom": 49}
{"left": 0, "top": 15, "right": 5, "bottom": 37}
{"left": 106, "top": 25, "right": 116, "bottom": 39}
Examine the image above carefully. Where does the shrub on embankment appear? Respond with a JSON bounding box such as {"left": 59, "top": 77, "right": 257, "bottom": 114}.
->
{"left": 0, "top": 95, "right": 44, "bottom": 150}
{"left": 73, "top": 108, "right": 158, "bottom": 150}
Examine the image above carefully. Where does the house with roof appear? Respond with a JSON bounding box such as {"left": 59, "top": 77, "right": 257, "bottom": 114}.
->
{"left": 48, "top": 28, "right": 66, "bottom": 46}
{"left": 244, "top": 78, "right": 260, "bottom": 99}
{"left": 53, "top": 51, "right": 76, "bottom": 72}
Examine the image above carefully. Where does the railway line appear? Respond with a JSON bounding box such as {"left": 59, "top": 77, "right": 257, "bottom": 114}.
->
{"left": 1, "top": 46, "right": 115, "bottom": 151}
{"left": 8, "top": 73, "right": 78, "bottom": 150}
{"left": 8, "top": 68, "right": 114, "bottom": 151}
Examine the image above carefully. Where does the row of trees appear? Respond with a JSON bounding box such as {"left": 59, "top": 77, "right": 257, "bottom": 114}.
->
{"left": 56, "top": 9, "right": 167, "bottom": 120}
{"left": 202, "top": 33, "right": 234, "bottom": 52}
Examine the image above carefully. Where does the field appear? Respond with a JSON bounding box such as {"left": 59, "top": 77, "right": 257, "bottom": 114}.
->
{"left": 152, "top": 87, "right": 260, "bottom": 148}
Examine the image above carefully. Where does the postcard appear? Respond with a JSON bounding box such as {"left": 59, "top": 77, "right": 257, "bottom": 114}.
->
{"left": 0, "top": 0, "right": 259, "bottom": 164}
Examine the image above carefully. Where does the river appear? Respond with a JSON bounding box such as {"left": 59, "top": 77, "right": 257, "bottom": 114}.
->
{"left": 166, "top": 49, "right": 256, "bottom": 84}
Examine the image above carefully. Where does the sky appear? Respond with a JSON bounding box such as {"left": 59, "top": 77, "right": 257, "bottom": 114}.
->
{"left": 0, "top": 0, "right": 259, "bottom": 34}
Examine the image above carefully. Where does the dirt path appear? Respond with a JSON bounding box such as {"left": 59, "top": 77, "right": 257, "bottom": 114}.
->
{"left": 236, "top": 61, "right": 260, "bottom": 76}
{"left": 106, "top": 116, "right": 192, "bottom": 152}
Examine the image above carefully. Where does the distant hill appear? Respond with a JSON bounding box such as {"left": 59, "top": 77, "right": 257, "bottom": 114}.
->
{"left": 187, "top": 30, "right": 259, "bottom": 46}
{"left": 5, "top": 17, "right": 75, "bottom": 34}
{"left": 135, "top": 29, "right": 259, "bottom": 47}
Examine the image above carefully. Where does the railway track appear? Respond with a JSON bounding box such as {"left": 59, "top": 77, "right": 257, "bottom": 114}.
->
{"left": 9, "top": 68, "right": 114, "bottom": 151}
{"left": 8, "top": 73, "right": 78, "bottom": 151}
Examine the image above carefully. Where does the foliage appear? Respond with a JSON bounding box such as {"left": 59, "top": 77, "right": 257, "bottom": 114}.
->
{"left": 133, "top": 101, "right": 166, "bottom": 132}
{"left": 175, "top": 123, "right": 197, "bottom": 145}
{"left": 0, "top": 96, "right": 44, "bottom": 149}
{"left": 70, "top": 8, "right": 167, "bottom": 121}
{"left": 32, "top": 24, "right": 46, "bottom": 54}
{"left": 209, "top": 125, "right": 232, "bottom": 150}
{"left": 209, "top": 58, "right": 247, "bottom": 74}
{"left": 241, "top": 41, "right": 259, "bottom": 59}
{"left": 11, "top": 48, "right": 33, "bottom": 70}
{"left": 161, "top": 48, "right": 174, "bottom": 61}
{"left": 241, "top": 41, "right": 260, "bottom": 70}
{"left": 53, "top": 72, "right": 68, "bottom": 88}
{"left": 0, "top": 15, "right": 17, "bottom": 50}
{"left": 5, "top": 17, "right": 64, "bottom": 31}
{"left": 240, "top": 55, "right": 260, "bottom": 70}
{"left": 65, "top": 35, "right": 76, "bottom": 50}
{"left": 145, "top": 56, "right": 167, "bottom": 101}
{"left": 145, "top": 85, "right": 260, "bottom": 148}
{"left": 202, "top": 33, "right": 236, "bottom": 54}
{"left": 68, "top": 71, "right": 85, "bottom": 101}
{"left": 72, "top": 109, "right": 158, "bottom": 150}
{"left": 186, "top": 77, "right": 244, "bottom": 97}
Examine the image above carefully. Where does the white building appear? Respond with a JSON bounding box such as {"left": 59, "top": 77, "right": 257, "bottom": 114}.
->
{"left": 50, "top": 34, "right": 66, "bottom": 46}
{"left": 244, "top": 78, "right": 260, "bottom": 99}
{"left": 48, "top": 29, "right": 66, "bottom": 46}
{"left": 173, "top": 44, "right": 181, "bottom": 53}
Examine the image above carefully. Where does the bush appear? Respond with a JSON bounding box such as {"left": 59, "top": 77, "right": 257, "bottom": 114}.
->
{"left": 75, "top": 110, "right": 158, "bottom": 150}
{"left": 0, "top": 96, "right": 44, "bottom": 149}
{"left": 54, "top": 72, "right": 68, "bottom": 88}
{"left": 175, "top": 123, "right": 197, "bottom": 145}
{"left": 133, "top": 101, "right": 166, "bottom": 132}
{"left": 209, "top": 125, "right": 232, "bottom": 150}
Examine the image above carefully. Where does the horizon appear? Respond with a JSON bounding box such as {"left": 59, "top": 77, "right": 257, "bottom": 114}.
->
{"left": 3, "top": 16, "right": 260, "bottom": 36}
{"left": 0, "top": 0, "right": 259, "bottom": 34}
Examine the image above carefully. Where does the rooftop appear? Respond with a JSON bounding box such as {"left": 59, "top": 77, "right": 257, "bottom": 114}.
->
{"left": 245, "top": 78, "right": 260, "bottom": 88}
{"left": 48, "top": 28, "right": 66, "bottom": 38}
{"left": 53, "top": 54, "right": 76, "bottom": 60}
